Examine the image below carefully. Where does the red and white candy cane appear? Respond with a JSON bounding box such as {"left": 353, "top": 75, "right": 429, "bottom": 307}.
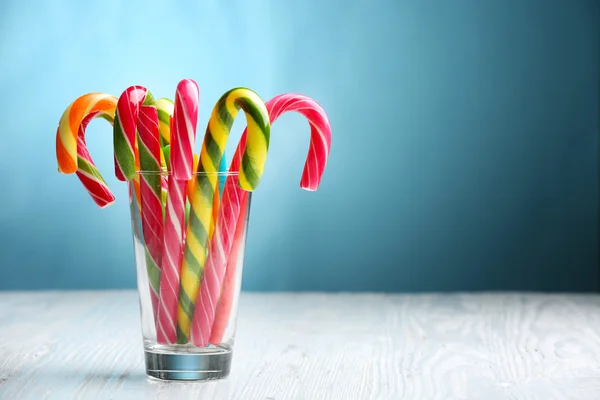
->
{"left": 156, "top": 79, "right": 200, "bottom": 344}
{"left": 190, "top": 93, "right": 332, "bottom": 346}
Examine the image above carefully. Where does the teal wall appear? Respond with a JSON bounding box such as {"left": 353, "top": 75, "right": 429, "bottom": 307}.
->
{"left": 0, "top": 0, "right": 598, "bottom": 291}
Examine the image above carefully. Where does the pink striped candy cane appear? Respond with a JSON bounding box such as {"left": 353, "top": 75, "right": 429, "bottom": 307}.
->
{"left": 190, "top": 93, "right": 332, "bottom": 347}
{"left": 137, "top": 97, "right": 164, "bottom": 319}
{"left": 114, "top": 86, "right": 148, "bottom": 182}
{"left": 156, "top": 79, "right": 200, "bottom": 344}
{"left": 208, "top": 194, "right": 248, "bottom": 345}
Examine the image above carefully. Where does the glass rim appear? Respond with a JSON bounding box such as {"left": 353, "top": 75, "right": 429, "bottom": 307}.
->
{"left": 136, "top": 169, "right": 238, "bottom": 177}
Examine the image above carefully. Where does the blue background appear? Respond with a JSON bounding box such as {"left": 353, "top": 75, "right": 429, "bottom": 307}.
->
{"left": 0, "top": 0, "right": 597, "bottom": 291}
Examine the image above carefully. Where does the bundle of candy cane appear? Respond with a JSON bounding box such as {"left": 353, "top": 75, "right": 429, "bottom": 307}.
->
{"left": 55, "top": 79, "right": 332, "bottom": 346}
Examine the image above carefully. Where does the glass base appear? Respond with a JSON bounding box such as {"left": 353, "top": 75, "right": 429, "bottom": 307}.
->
{"left": 145, "top": 348, "right": 232, "bottom": 381}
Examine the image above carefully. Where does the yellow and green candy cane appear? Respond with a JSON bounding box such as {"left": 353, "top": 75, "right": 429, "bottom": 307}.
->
{"left": 185, "top": 151, "right": 227, "bottom": 238}
{"left": 156, "top": 98, "right": 174, "bottom": 209}
{"left": 156, "top": 98, "right": 174, "bottom": 149}
{"left": 160, "top": 145, "right": 225, "bottom": 227}
{"left": 176, "top": 88, "right": 270, "bottom": 343}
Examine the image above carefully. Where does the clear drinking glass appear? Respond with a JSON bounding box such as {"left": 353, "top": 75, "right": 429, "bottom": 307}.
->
{"left": 129, "top": 171, "right": 250, "bottom": 381}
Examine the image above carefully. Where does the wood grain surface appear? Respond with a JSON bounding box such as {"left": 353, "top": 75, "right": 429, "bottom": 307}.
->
{"left": 1, "top": 291, "right": 600, "bottom": 399}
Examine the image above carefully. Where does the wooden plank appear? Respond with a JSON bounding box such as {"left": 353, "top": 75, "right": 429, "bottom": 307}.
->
{"left": 1, "top": 291, "right": 600, "bottom": 399}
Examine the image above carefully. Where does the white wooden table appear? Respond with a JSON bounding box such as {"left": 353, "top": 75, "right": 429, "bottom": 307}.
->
{"left": 1, "top": 291, "right": 600, "bottom": 399}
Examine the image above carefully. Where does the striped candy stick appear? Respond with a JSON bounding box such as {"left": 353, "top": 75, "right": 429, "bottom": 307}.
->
{"left": 114, "top": 86, "right": 149, "bottom": 182}
{"left": 156, "top": 98, "right": 174, "bottom": 148}
{"left": 170, "top": 81, "right": 198, "bottom": 181}
{"left": 75, "top": 112, "right": 116, "bottom": 208}
{"left": 157, "top": 99, "right": 174, "bottom": 174}
{"left": 187, "top": 153, "right": 226, "bottom": 239}
{"left": 115, "top": 88, "right": 167, "bottom": 220}
{"left": 208, "top": 184, "right": 220, "bottom": 240}
{"left": 155, "top": 100, "right": 173, "bottom": 214}
{"left": 192, "top": 93, "right": 331, "bottom": 346}
{"left": 158, "top": 172, "right": 192, "bottom": 345}
{"left": 136, "top": 91, "right": 164, "bottom": 319}
{"left": 178, "top": 88, "right": 270, "bottom": 344}
{"left": 208, "top": 193, "right": 249, "bottom": 345}
{"left": 160, "top": 174, "right": 168, "bottom": 217}
{"left": 186, "top": 153, "right": 199, "bottom": 202}
{"left": 161, "top": 145, "right": 176, "bottom": 216}
{"left": 162, "top": 145, "right": 172, "bottom": 170}
{"left": 206, "top": 156, "right": 228, "bottom": 240}
{"left": 188, "top": 155, "right": 226, "bottom": 198}
{"left": 156, "top": 79, "right": 200, "bottom": 344}
{"left": 131, "top": 143, "right": 143, "bottom": 216}
{"left": 156, "top": 98, "right": 175, "bottom": 215}
{"left": 56, "top": 93, "right": 118, "bottom": 207}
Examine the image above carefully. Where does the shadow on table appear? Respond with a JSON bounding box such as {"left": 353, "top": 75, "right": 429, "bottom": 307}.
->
{"left": 0, "top": 364, "right": 236, "bottom": 399}
{"left": 0, "top": 340, "right": 240, "bottom": 399}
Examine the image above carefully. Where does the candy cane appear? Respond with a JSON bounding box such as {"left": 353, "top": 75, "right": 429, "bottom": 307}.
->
{"left": 111, "top": 86, "right": 164, "bottom": 318}
{"left": 56, "top": 93, "right": 118, "bottom": 208}
{"left": 187, "top": 153, "right": 225, "bottom": 239}
{"left": 191, "top": 93, "right": 331, "bottom": 347}
{"left": 156, "top": 79, "right": 200, "bottom": 344}
{"left": 207, "top": 193, "right": 249, "bottom": 345}
{"left": 137, "top": 91, "right": 164, "bottom": 320}
{"left": 177, "top": 88, "right": 270, "bottom": 344}
{"left": 156, "top": 98, "right": 174, "bottom": 148}
{"left": 113, "top": 86, "right": 148, "bottom": 181}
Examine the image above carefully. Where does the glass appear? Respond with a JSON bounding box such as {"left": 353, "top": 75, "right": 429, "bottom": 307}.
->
{"left": 129, "top": 171, "right": 251, "bottom": 381}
